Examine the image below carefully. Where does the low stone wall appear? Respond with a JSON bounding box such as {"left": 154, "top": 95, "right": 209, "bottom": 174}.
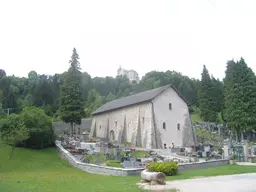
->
{"left": 178, "top": 159, "right": 229, "bottom": 171}
{"left": 56, "top": 143, "right": 144, "bottom": 176}
{"left": 56, "top": 142, "right": 229, "bottom": 176}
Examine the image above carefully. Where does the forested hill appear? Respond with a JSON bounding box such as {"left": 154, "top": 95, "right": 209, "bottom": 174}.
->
{"left": 0, "top": 66, "right": 218, "bottom": 121}
{"left": 1, "top": 51, "right": 256, "bottom": 137}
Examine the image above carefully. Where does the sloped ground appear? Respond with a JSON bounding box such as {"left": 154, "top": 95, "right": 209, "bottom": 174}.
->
{"left": 0, "top": 143, "right": 142, "bottom": 192}
{"left": 1, "top": 142, "right": 256, "bottom": 192}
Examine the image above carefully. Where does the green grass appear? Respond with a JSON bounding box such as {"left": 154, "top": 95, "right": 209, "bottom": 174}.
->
{"left": 106, "top": 160, "right": 123, "bottom": 168}
{"left": 1, "top": 142, "right": 256, "bottom": 192}
{"left": 191, "top": 112, "right": 224, "bottom": 123}
{"left": 132, "top": 150, "right": 148, "bottom": 158}
{"left": 191, "top": 113, "right": 203, "bottom": 122}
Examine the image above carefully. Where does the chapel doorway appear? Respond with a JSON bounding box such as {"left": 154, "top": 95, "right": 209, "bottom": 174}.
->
{"left": 110, "top": 130, "right": 115, "bottom": 142}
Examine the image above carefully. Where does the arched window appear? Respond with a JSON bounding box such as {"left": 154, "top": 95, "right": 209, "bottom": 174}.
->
{"left": 110, "top": 130, "right": 115, "bottom": 141}
{"left": 163, "top": 122, "right": 166, "bottom": 129}
{"left": 169, "top": 103, "right": 172, "bottom": 110}
{"left": 177, "top": 123, "right": 180, "bottom": 130}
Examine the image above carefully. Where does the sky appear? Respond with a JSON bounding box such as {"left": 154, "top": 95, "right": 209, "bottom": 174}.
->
{"left": 0, "top": 0, "right": 256, "bottom": 80}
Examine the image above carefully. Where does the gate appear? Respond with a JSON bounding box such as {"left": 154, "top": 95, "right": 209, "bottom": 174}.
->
{"left": 233, "top": 145, "right": 244, "bottom": 162}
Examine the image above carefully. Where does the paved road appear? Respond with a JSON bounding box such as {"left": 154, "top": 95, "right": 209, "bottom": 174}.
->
{"left": 142, "top": 173, "right": 256, "bottom": 192}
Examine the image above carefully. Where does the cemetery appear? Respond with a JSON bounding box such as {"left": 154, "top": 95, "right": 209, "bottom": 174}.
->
{"left": 55, "top": 131, "right": 256, "bottom": 178}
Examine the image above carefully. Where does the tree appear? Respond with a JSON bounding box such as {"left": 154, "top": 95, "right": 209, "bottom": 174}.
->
{"left": 0, "top": 114, "right": 30, "bottom": 159}
{"left": 198, "top": 65, "right": 218, "bottom": 122}
{"left": 223, "top": 58, "right": 256, "bottom": 141}
{"left": 84, "top": 89, "right": 103, "bottom": 117}
{"left": 20, "top": 106, "right": 55, "bottom": 148}
{"left": 59, "top": 48, "right": 85, "bottom": 136}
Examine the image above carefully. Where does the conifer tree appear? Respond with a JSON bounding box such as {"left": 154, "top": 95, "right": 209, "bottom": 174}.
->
{"left": 224, "top": 58, "right": 256, "bottom": 140}
{"left": 198, "top": 65, "right": 217, "bottom": 122}
{"left": 59, "top": 48, "right": 85, "bottom": 136}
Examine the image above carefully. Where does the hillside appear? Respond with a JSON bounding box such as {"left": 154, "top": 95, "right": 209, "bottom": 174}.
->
{"left": 0, "top": 142, "right": 141, "bottom": 192}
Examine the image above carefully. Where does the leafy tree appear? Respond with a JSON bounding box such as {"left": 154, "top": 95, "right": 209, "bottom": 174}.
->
{"left": 0, "top": 114, "right": 30, "bottom": 159}
{"left": 84, "top": 89, "right": 103, "bottom": 117}
{"left": 59, "top": 48, "right": 85, "bottom": 136}
{"left": 198, "top": 65, "right": 218, "bottom": 122}
{"left": 19, "top": 106, "right": 55, "bottom": 148}
{"left": 223, "top": 58, "right": 256, "bottom": 140}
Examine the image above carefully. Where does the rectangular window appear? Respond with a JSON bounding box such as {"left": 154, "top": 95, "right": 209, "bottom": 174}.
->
{"left": 142, "top": 117, "right": 145, "bottom": 123}
{"left": 169, "top": 103, "right": 172, "bottom": 110}
{"left": 163, "top": 122, "right": 166, "bottom": 129}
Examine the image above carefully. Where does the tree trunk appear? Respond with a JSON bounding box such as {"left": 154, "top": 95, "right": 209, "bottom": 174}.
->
{"left": 241, "top": 131, "right": 244, "bottom": 141}
{"left": 235, "top": 131, "right": 238, "bottom": 142}
{"left": 141, "top": 169, "right": 166, "bottom": 184}
{"left": 9, "top": 146, "right": 15, "bottom": 160}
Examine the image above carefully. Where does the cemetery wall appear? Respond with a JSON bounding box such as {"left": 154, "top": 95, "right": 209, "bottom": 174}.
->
{"left": 53, "top": 118, "right": 92, "bottom": 135}
{"left": 178, "top": 159, "right": 228, "bottom": 171}
{"left": 56, "top": 142, "right": 228, "bottom": 175}
{"left": 56, "top": 143, "right": 144, "bottom": 176}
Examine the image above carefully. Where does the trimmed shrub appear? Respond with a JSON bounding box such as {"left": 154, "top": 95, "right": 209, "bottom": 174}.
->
{"left": 147, "top": 161, "right": 178, "bottom": 176}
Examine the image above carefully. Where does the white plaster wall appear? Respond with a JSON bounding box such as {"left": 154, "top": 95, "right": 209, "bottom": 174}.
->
{"left": 152, "top": 87, "right": 195, "bottom": 148}
{"left": 90, "top": 102, "right": 153, "bottom": 148}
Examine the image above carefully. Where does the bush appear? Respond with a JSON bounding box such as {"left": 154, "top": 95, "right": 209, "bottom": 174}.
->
{"left": 20, "top": 107, "right": 55, "bottom": 149}
{"left": 147, "top": 161, "right": 178, "bottom": 176}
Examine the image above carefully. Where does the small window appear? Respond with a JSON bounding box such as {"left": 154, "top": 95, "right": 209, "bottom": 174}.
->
{"left": 169, "top": 103, "right": 172, "bottom": 110}
{"left": 78, "top": 128, "right": 81, "bottom": 134}
{"left": 100, "top": 125, "right": 102, "bottom": 129}
{"left": 142, "top": 117, "right": 145, "bottom": 123}
{"left": 114, "top": 121, "right": 117, "bottom": 127}
{"left": 163, "top": 122, "right": 166, "bottom": 129}
{"left": 177, "top": 123, "right": 180, "bottom": 130}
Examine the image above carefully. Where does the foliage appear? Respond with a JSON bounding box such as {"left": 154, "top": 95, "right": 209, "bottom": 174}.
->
{"left": 0, "top": 114, "right": 30, "bottom": 158}
{"left": 106, "top": 160, "right": 123, "bottom": 168}
{"left": 223, "top": 58, "right": 256, "bottom": 137}
{"left": 131, "top": 150, "right": 148, "bottom": 158}
{"left": 1, "top": 53, "right": 256, "bottom": 137}
{"left": 198, "top": 65, "right": 219, "bottom": 122}
{"left": 59, "top": 48, "right": 85, "bottom": 133}
{"left": 147, "top": 161, "right": 179, "bottom": 176}
{"left": 19, "top": 106, "right": 55, "bottom": 148}
{"left": 195, "top": 127, "right": 221, "bottom": 144}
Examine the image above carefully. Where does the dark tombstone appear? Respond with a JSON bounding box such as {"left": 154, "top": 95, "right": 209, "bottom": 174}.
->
{"left": 116, "top": 148, "right": 121, "bottom": 160}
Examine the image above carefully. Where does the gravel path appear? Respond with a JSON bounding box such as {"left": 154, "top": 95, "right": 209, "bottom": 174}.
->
{"left": 139, "top": 173, "right": 256, "bottom": 192}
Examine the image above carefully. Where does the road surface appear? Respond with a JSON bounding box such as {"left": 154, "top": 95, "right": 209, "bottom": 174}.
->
{"left": 141, "top": 173, "right": 256, "bottom": 192}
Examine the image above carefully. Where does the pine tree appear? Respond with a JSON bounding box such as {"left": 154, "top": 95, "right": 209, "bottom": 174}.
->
{"left": 198, "top": 65, "right": 217, "bottom": 122}
{"left": 224, "top": 58, "right": 256, "bottom": 140}
{"left": 59, "top": 48, "right": 85, "bottom": 136}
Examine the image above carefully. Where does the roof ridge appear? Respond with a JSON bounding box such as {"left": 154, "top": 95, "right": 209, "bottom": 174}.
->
{"left": 92, "top": 84, "right": 189, "bottom": 115}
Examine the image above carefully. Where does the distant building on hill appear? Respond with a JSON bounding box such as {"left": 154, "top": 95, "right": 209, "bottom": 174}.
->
{"left": 117, "top": 66, "right": 140, "bottom": 83}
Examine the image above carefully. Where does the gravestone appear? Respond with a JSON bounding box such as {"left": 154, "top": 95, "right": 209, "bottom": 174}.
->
{"left": 94, "top": 153, "right": 100, "bottom": 165}
{"left": 123, "top": 160, "right": 132, "bottom": 168}
{"left": 116, "top": 148, "right": 121, "bottom": 160}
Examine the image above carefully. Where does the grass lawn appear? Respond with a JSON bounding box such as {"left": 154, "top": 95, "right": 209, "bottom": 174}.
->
{"left": 1, "top": 143, "right": 256, "bottom": 192}
{"left": 191, "top": 113, "right": 203, "bottom": 122}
